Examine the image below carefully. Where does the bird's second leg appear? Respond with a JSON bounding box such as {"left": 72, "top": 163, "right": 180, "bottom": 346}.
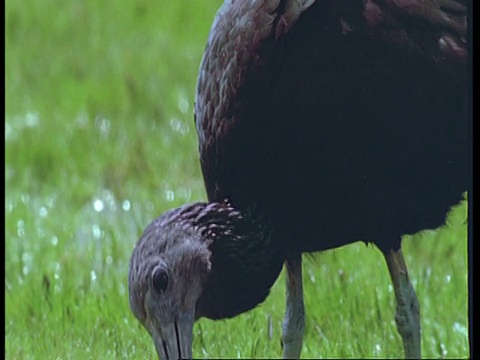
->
{"left": 282, "top": 254, "right": 305, "bottom": 359}
{"left": 384, "top": 248, "right": 421, "bottom": 359}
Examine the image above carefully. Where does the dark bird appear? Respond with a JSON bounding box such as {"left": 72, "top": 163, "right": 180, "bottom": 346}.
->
{"left": 128, "top": 0, "right": 468, "bottom": 358}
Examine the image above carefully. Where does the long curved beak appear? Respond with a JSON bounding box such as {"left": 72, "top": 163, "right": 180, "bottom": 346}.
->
{"left": 152, "top": 309, "right": 194, "bottom": 360}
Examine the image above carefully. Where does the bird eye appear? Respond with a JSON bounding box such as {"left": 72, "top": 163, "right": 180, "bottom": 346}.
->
{"left": 151, "top": 267, "right": 169, "bottom": 295}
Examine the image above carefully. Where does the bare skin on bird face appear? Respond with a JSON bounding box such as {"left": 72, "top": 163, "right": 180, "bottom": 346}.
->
{"left": 128, "top": 214, "right": 212, "bottom": 360}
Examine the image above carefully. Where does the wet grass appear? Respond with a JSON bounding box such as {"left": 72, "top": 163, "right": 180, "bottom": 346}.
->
{"left": 5, "top": 0, "right": 469, "bottom": 358}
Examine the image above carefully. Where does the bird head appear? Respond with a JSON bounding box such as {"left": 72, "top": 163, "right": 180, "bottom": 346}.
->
{"left": 128, "top": 202, "right": 284, "bottom": 359}
{"left": 128, "top": 204, "right": 212, "bottom": 360}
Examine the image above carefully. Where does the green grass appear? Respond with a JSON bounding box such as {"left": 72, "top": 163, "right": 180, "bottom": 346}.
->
{"left": 5, "top": 0, "right": 469, "bottom": 358}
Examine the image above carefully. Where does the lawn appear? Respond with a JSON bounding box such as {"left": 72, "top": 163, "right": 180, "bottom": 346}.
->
{"left": 5, "top": 0, "right": 470, "bottom": 358}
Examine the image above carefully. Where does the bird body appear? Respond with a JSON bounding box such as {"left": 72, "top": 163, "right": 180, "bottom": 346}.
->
{"left": 128, "top": 0, "right": 468, "bottom": 358}
{"left": 196, "top": 0, "right": 467, "bottom": 254}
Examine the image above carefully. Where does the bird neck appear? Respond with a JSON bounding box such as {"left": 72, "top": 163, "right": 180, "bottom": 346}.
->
{"left": 191, "top": 202, "right": 285, "bottom": 320}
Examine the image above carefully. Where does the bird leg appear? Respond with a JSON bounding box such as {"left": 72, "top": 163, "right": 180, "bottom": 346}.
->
{"left": 281, "top": 254, "right": 305, "bottom": 359}
{"left": 384, "top": 248, "right": 421, "bottom": 359}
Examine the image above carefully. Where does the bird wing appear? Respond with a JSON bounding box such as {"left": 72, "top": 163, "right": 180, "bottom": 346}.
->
{"left": 195, "top": 0, "right": 467, "bottom": 147}
{"left": 195, "top": 0, "right": 316, "bottom": 151}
